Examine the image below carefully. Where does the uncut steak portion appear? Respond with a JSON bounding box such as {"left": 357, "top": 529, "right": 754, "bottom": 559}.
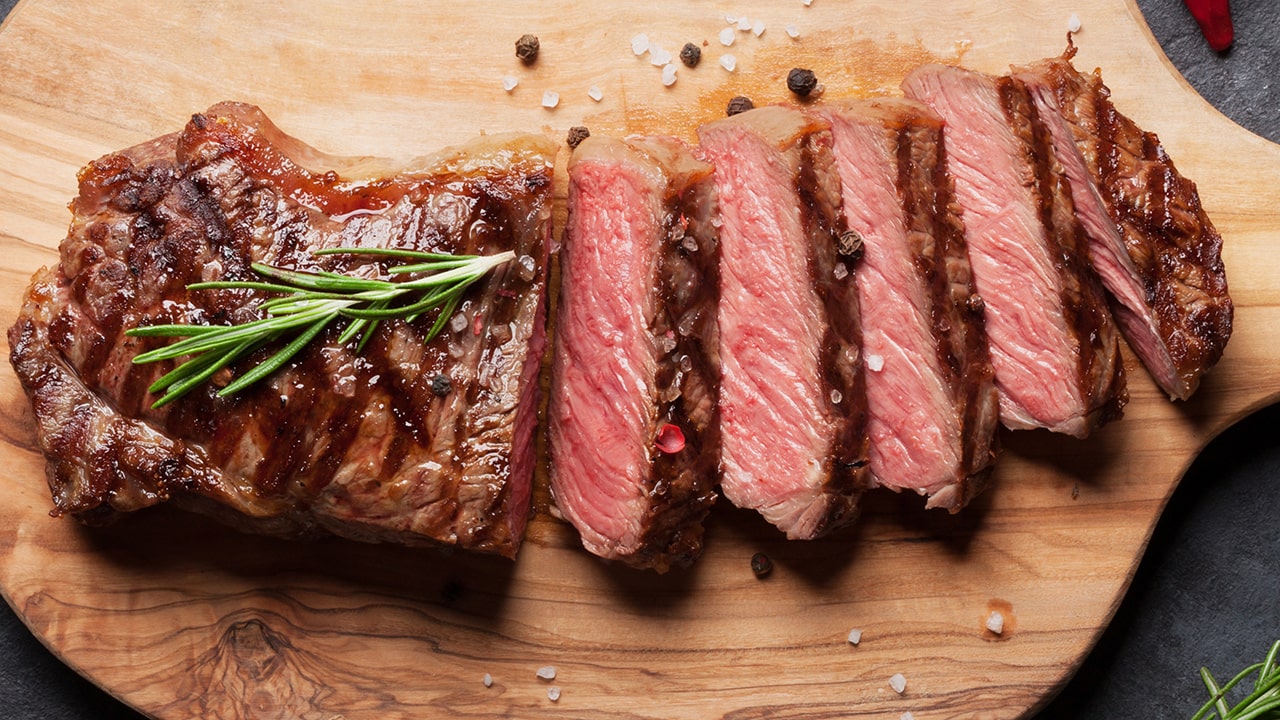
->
{"left": 8, "top": 102, "right": 556, "bottom": 558}
{"left": 1015, "top": 52, "right": 1232, "bottom": 400}
{"left": 904, "top": 65, "right": 1126, "bottom": 438}
{"left": 819, "top": 99, "right": 999, "bottom": 511}
{"left": 698, "top": 106, "right": 870, "bottom": 539}
{"left": 549, "top": 135, "right": 720, "bottom": 572}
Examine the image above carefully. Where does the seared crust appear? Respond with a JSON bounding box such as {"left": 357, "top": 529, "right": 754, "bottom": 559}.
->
{"left": 1021, "top": 54, "right": 1233, "bottom": 399}
{"left": 998, "top": 75, "right": 1128, "bottom": 428}
{"left": 550, "top": 136, "right": 720, "bottom": 572}
{"left": 8, "top": 103, "right": 556, "bottom": 557}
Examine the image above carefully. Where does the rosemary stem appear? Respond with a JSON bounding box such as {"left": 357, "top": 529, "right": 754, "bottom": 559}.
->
{"left": 126, "top": 247, "right": 516, "bottom": 407}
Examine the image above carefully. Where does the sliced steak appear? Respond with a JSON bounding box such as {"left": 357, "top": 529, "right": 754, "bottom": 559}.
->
{"left": 818, "top": 99, "right": 999, "bottom": 511}
{"left": 549, "top": 135, "right": 720, "bottom": 572}
{"left": 1014, "top": 52, "right": 1232, "bottom": 399}
{"left": 698, "top": 106, "right": 869, "bottom": 539}
{"left": 903, "top": 65, "right": 1126, "bottom": 438}
{"left": 7, "top": 102, "right": 556, "bottom": 558}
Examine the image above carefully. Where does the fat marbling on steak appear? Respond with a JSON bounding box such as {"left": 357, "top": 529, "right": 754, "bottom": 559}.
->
{"left": 7, "top": 102, "right": 556, "bottom": 558}
{"left": 549, "top": 135, "right": 720, "bottom": 572}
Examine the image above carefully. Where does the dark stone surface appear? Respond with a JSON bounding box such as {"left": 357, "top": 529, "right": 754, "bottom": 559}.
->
{"left": 0, "top": 0, "right": 1275, "bottom": 717}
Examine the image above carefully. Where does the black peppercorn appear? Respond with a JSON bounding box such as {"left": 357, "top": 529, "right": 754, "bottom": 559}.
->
{"left": 751, "top": 552, "right": 773, "bottom": 578}
{"left": 726, "top": 95, "right": 755, "bottom": 117}
{"left": 515, "top": 34, "right": 540, "bottom": 65}
{"left": 838, "top": 229, "right": 864, "bottom": 258}
{"left": 679, "top": 42, "right": 702, "bottom": 68}
{"left": 431, "top": 373, "right": 452, "bottom": 397}
{"left": 787, "top": 67, "right": 819, "bottom": 97}
{"left": 566, "top": 126, "right": 590, "bottom": 150}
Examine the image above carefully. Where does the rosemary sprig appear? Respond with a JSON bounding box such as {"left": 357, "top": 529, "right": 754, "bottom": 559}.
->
{"left": 1191, "top": 640, "right": 1280, "bottom": 720}
{"left": 126, "top": 248, "right": 515, "bottom": 408}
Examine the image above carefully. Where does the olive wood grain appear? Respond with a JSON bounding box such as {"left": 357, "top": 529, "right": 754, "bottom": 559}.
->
{"left": 0, "top": 1, "right": 1277, "bottom": 718}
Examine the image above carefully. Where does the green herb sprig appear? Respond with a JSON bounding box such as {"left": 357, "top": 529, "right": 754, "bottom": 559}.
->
{"left": 1191, "top": 640, "right": 1280, "bottom": 720}
{"left": 126, "top": 247, "right": 515, "bottom": 408}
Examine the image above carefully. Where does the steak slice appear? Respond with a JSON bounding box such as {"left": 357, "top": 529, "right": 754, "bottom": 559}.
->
{"left": 7, "top": 102, "right": 556, "bottom": 558}
{"left": 1014, "top": 52, "right": 1232, "bottom": 400}
{"left": 818, "top": 99, "right": 999, "bottom": 511}
{"left": 698, "top": 106, "right": 869, "bottom": 539}
{"left": 549, "top": 135, "right": 720, "bottom": 572}
{"left": 903, "top": 65, "right": 1127, "bottom": 438}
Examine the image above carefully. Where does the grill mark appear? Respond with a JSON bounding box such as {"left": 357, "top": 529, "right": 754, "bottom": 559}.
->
{"left": 800, "top": 129, "right": 869, "bottom": 510}
{"left": 930, "top": 126, "right": 999, "bottom": 482}
{"left": 1041, "top": 58, "right": 1230, "bottom": 397}
{"left": 895, "top": 119, "right": 957, "bottom": 383}
{"left": 882, "top": 105, "right": 997, "bottom": 502}
{"left": 636, "top": 173, "right": 721, "bottom": 566}
{"left": 999, "top": 77, "right": 1121, "bottom": 417}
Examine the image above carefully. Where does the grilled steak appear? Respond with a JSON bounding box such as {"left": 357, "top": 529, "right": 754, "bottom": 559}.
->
{"left": 549, "top": 135, "right": 720, "bottom": 572}
{"left": 903, "top": 65, "right": 1126, "bottom": 438}
{"left": 1015, "top": 52, "right": 1232, "bottom": 399}
{"left": 697, "top": 106, "right": 870, "bottom": 539}
{"left": 7, "top": 102, "right": 556, "bottom": 558}
{"left": 819, "top": 99, "right": 999, "bottom": 511}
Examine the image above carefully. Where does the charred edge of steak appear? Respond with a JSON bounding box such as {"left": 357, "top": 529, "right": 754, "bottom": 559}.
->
{"left": 1081, "top": 66, "right": 1233, "bottom": 395}
{"left": 998, "top": 76, "right": 1128, "bottom": 431}
{"left": 894, "top": 110, "right": 1000, "bottom": 509}
{"left": 638, "top": 167, "right": 722, "bottom": 570}
{"left": 800, "top": 126, "right": 870, "bottom": 535}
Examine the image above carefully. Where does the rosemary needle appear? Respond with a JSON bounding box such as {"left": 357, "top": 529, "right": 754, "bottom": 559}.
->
{"left": 1191, "top": 640, "right": 1280, "bottom": 720}
{"left": 126, "top": 248, "right": 516, "bottom": 408}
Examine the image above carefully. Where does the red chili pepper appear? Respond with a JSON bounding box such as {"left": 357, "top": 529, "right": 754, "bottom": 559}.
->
{"left": 1183, "top": 0, "right": 1234, "bottom": 52}
{"left": 654, "top": 423, "right": 686, "bottom": 454}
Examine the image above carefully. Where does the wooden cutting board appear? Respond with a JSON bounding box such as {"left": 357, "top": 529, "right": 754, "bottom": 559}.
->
{"left": 1, "top": 1, "right": 1277, "bottom": 718}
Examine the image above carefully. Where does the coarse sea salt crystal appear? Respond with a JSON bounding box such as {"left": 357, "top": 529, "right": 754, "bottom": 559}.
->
{"left": 483, "top": 673, "right": 493, "bottom": 688}
{"left": 631, "top": 33, "right": 650, "bottom": 55}
{"left": 803, "top": 0, "right": 814, "bottom": 5}
{"left": 737, "top": 16, "right": 751, "bottom": 31}
{"left": 833, "top": 262, "right": 848, "bottom": 280}
{"left": 548, "top": 686, "right": 562, "bottom": 702}
{"left": 752, "top": 19, "right": 765, "bottom": 37}
{"left": 588, "top": 85, "right": 603, "bottom": 102}
{"left": 866, "top": 354, "right": 885, "bottom": 372}
{"left": 719, "top": 27, "right": 736, "bottom": 46}
{"left": 786, "top": 23, "right": 800, "bottom": 38}
{"left": 889, "top": 673, "right": 907, "bottom": 694}
{"left": 502, "top": 76, "right": 518, "bottom": 92}
{"left": 847, "top": 628, "right": 862, "bottom": 644}
{"left": 902, "top": 713, "right": 916, "bottom": 720}
{"left": 1068, "top": 12, "right": 1082, "bottom": 32}
{"left": 986, "top": 610, "right": 1005, "bottom": 634}
{"left": 650, "top": 44, "right": 672, "bottom": 66}
{"left": 725, "top": 13, "right": 737, "bottom": 24}
{"left": 719, "top": 54, "right": 737, "bottom": 71}
{"left": 662, "top": 63, "right": 678, "bottom": 86}
{"left": 541, "top": 90, "right": 559, "bottom": 109}
{"left": 536, "top": 665, "right": 557, "bottom": 680}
